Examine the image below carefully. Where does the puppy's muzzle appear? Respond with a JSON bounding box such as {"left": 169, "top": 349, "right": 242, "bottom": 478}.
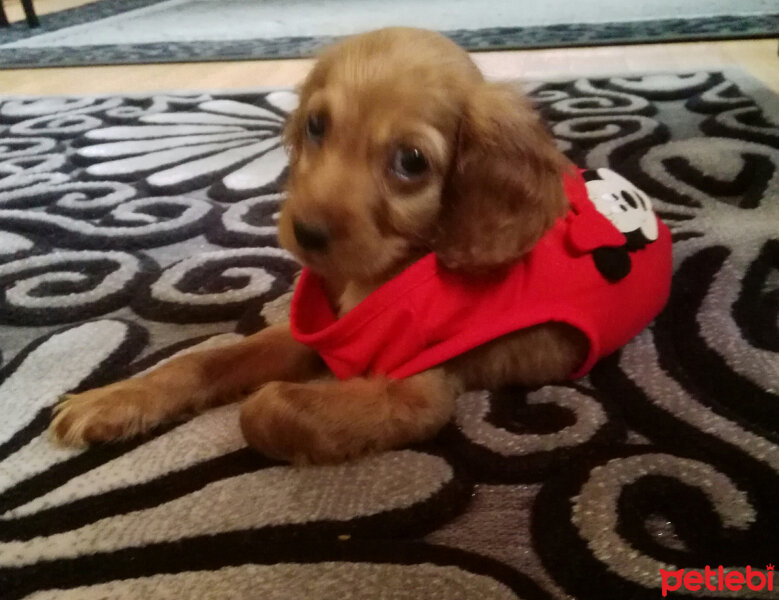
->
{"left": 293, "top": 220, "right": 330, "bottom": 252}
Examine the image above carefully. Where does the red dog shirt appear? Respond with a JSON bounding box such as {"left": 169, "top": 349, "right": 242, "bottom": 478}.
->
{"left": 290, "top": 168, "right": 672, "bottom": 380}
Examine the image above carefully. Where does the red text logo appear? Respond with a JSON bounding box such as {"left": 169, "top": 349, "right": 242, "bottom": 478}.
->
{"left": 660, "top": 565, "right": 774, "bottom": 596}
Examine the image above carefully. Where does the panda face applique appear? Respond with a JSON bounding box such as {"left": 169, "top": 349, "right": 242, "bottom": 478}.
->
{"left": 581, "top": 169, "right": 660, "bottom": 282}
{"left": 583, "top": 169, "right": 659, "bottom": 250}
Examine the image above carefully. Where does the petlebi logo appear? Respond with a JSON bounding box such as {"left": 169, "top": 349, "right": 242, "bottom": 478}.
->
{"left": 660, "top": 564, "right": 774, "bottom": 596}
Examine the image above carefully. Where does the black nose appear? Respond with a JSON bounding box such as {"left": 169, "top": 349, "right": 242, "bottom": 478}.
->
{"left": 293, "top": 220, "right": 329, "bottom": 251}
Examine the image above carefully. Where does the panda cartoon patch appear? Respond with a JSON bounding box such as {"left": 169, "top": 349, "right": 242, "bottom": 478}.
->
{"left": 582, "top": 168, "right": 660, "bottom": 282}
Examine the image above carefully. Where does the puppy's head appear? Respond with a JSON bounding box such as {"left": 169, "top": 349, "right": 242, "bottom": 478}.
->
{"left": 279, "top": 27, "right": 567, "bottom": 284}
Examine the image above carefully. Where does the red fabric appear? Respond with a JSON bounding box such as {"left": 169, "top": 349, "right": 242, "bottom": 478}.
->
{"left": 290, "top": 170, "right": 672, "bottom": 380}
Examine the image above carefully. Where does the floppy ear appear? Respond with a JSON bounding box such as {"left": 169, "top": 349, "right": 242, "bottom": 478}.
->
{"left": 435, "top": 82, "right": 569, "bottom": 272}
{"left": 282, "top": 73, "right": 321, "bottom": 165}
{"left": 282, "top": 100, "right": 305, "bottom": 165}
{"left": 283, "top": 56, "right": 332, "bottom": 165}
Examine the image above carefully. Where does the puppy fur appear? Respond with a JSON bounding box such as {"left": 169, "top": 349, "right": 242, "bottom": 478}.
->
{"left": 51, "top": 28, "right": 588, "bottom": 463}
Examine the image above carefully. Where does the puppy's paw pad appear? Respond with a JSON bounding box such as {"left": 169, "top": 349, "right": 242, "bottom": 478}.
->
{"left": 49, "top": 383, "right": 157, "bottom": 447}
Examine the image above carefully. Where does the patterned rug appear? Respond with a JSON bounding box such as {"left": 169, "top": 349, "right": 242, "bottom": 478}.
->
{"left": 1, "top": 0, "right": 777, "bottom": 68}
{"left": 1, "top": 70, "right": 778, "bottom": 599}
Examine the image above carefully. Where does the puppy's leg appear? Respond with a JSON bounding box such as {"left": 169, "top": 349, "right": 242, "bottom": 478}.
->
{"left": 451, "top": 323, "right": 589, "bottom": 390}
{"left": 239, "top": 368, "right": 461, "bottom": 464}
{"left": 51, "top": 324, "right": 322, "bottom": 446}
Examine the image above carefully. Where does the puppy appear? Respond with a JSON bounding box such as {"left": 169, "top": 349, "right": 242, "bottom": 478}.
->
{"left": 50, "top": 28, "right": 670, "bottom": 463}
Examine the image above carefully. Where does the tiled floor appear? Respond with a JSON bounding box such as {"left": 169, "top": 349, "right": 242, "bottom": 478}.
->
{"left": 1, "top": 0, "right": 777, "bottom": 95}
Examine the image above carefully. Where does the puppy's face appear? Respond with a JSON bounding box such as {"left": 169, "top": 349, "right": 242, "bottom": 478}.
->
{"left": 279, "top": 27, "right": 567, "bottom": 285}
{"left": 279, "top": 29, "right": 480, "bottom": 282}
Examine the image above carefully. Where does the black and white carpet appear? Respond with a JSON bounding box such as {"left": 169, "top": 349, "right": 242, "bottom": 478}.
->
{"left": 1, "top": 0, "right": 777, "bottom": 68}
{"left": 1, "top": 71, "right": 778, "bottom": 599}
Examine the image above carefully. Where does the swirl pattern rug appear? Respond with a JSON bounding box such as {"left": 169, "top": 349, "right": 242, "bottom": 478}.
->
{"left": 1, "top": 71, "right": 778, "bottom": 599}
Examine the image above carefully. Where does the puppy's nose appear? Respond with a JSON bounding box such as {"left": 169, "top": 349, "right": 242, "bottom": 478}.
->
{"left": 293, "top": 220, "right": 330, "bottom": 252}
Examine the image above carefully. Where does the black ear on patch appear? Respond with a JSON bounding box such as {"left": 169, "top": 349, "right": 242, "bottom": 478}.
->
{"left": 582, "top": 170, "right": 600, "bottom": 182}
{"left": 624, "top": 229, "right": 650, "bottom": 251}
{"left": 592, "top": 246, "right": 632, "bottom": 282}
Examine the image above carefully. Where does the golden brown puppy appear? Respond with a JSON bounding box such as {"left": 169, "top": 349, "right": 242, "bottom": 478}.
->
{"left": 51, "top": 28, "right": 587, "bottom": 463}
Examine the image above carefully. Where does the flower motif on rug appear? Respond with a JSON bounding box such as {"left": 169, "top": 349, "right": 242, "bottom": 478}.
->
{"left": 73, "top": 91, "right": 298, "bottom": 201}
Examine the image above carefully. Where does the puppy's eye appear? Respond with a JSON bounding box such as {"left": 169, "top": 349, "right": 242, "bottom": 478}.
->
{"left": 306, "top": 113, "right": 327, "bottom": 143}
{"left": 391, "top": 147, "right": 429, "bottom": 180}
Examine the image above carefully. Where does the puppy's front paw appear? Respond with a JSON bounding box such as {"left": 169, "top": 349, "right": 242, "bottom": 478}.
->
{"left": 240, "top": 382, "right": 370, "bottom": 465}
{"left": 50, "top": 381, "right": 161, "bottom": 447}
